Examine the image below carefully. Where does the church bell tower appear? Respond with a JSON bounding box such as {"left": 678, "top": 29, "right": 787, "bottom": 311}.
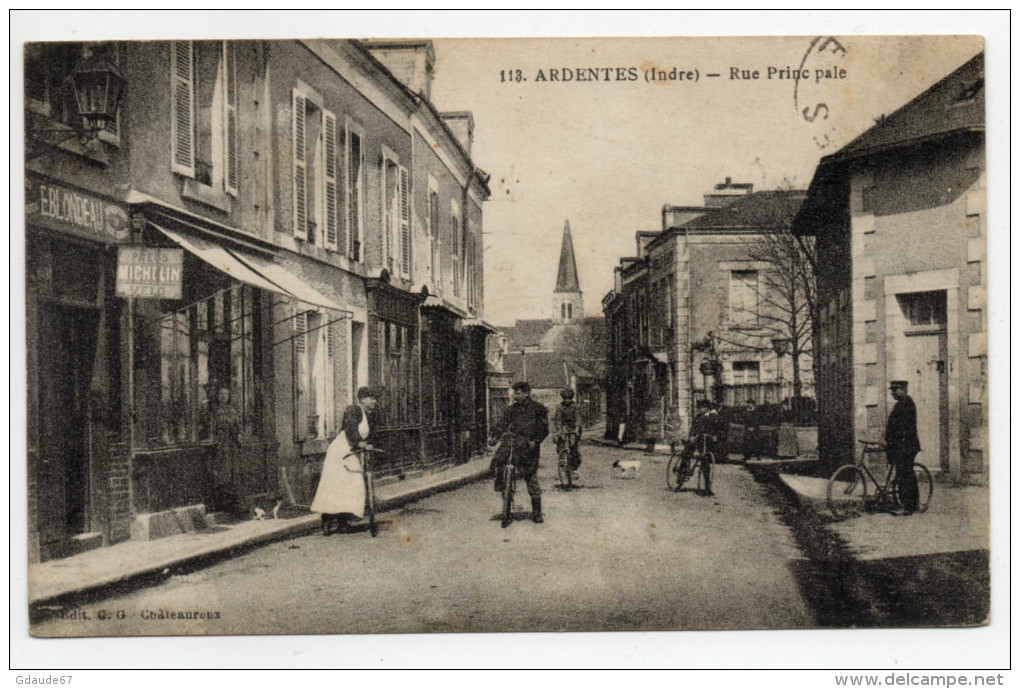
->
{"left": 552, "top": 220, "right": 584, "bottom": 324}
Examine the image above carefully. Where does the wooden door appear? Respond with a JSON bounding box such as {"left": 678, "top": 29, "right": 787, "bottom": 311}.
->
{"left": 905, "top": 330, "right": 949, "bottom": 471}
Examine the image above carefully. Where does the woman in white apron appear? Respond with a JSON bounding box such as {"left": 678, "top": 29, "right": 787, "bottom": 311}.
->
{"left": 311, "top": 387, "right": 377, "bottom": 534}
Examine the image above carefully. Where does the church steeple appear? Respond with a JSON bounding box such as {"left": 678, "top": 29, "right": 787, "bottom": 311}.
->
{"left": 552, "top": 220, "right": 584, "bottom": 323}
{"left": 555, "top": 220, "right": 581, "bottom": 293}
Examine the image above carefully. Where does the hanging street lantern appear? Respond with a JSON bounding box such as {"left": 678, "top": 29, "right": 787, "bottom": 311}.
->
{"left": 67, "top": 52, "right": 126, "bottom": 138}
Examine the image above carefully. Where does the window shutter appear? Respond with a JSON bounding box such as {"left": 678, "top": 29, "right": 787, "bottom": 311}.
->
{"left": 293, "top": 309, "right": 308, "bottom": 441}
{"left": 171, "top": 41, "right": 195, "bottom": 177}
{"left": 292, "top": 89, "right": 308, "bottom": 241}
{"left": 399, "top": 166, "right": 411, "bottom": 277}
{"left": 323, "top": 110, "right": 339, "bottom": 251}
{"left": 347, "top": 130, "right": 362, "bottom": 260}
{"left": 224, "top": 42, "right": 239, "bottom": 196}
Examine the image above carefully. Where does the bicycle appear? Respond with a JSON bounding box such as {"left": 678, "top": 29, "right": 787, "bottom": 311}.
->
{"left": 666, "top": 433, "right": 716, "bottom": 492}
{"left": 341, "top": 447, "right": 384, "bottom": 537}
{"left": 826, "top": 440, "right": 933, "bottom": 519}
{"left": 491, "top": 432, "right": 524, "bottom": 528}
{"left": 556, "top": 430, "right": 580, "bottom": 489}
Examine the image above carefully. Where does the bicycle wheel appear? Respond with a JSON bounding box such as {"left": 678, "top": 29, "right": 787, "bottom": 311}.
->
{"left": 893, "top": 463, "right": 933, "bottom": 514}
{"left": 501, "top": 465, "right": 515, "bottom": 527}
{"left": 558, "top": 449, "right": 572, "bottom": 489}
{"left": 365, "top": 474, "right": 378, "bottom": 537}
{"left": 827, "top": 465, "right": 868, "bottom": 519}
{"left": 666, "top": 452, "right": 682, "bottom": 491}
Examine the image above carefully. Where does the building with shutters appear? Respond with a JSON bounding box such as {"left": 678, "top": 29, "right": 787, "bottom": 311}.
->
{"left": 792, "top": 52, "right": 986, "bottom": 480}
{"left": 24, "top": 39, "right": 489, "bottom": 563}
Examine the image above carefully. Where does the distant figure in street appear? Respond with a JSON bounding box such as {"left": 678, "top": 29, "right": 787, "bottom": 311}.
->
{"left": 490, "top": 381, "right": 550, "bottom": 523}
{"left": 679, "top": 400, "right": 721, "bottom": 497}
{"left": 206, "top": 385, "right": 242, "bottom": 513}
{"left": 742, "top": 399, "right": 761, "bottom": 462}
{"left": 553, "top": 388, "right": 583, "bottom": 479}
{"left": 312, "top": 387, "right": 378, "bottom": 535}
{"left": 885, "top": 380, "right": 921, "bottom": 516}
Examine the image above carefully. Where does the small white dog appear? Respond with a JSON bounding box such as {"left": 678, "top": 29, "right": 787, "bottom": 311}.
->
{"left": 612, "top": 459, "right": 642, "bottom": 478}
{"left": 253, "top": 498, "right": 284, "bottom": 520}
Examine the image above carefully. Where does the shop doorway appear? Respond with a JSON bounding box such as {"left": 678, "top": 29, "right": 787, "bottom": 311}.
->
{"left": 36, "top": 302, "right": 99, "bottom": 544}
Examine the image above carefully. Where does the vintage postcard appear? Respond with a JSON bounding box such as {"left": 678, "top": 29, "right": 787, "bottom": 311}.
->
{"left": 14, "top": 14, "right": 1005, "bottom": 670}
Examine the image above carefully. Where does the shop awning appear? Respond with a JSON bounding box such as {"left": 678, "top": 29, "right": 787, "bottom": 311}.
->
{"left": 151, "top": 223, "right": 346, "bottom": 312}
{"left": 230, "top": 250, "right": 343, "bottom": 312}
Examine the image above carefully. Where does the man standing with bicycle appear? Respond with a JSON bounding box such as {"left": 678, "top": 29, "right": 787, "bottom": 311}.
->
{"left": 886, "top": 380, "right": 921, "bottom": 515}
{"left": 491, "top": 381, "right": 550, "bottom": 523}
{"left": 553, "top": 388, "right": 583, "bottom": 480}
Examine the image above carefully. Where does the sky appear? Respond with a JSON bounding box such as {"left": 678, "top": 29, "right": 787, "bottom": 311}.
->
{"left": 426, "top": 35, "right": 983, "bottom": 325}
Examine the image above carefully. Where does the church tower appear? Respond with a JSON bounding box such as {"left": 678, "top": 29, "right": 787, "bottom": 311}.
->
{"left": 552, "top": 220, "right": 584, "bottom": 324}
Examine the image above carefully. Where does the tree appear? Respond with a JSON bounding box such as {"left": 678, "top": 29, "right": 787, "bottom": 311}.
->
{"left": 742, "top": 188, "right": 818, "bottom": 419}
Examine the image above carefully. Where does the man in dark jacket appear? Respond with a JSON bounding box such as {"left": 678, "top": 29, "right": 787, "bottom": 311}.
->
{"left": 885, "top": 380, "right": 921, "bottom": 515}
{"left": 491, "top": 381, "right": 550, "bottom": 523}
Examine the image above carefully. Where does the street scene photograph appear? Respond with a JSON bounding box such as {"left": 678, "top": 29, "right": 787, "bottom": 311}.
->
{"left": 12, "top": 10, "right": 1008, "bottom": 673}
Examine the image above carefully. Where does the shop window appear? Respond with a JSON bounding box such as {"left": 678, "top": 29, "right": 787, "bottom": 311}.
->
{"left": 292, "top": 86, "right": 339, "bottom": 249}
{"left": 171, "top": 41, "right": 238, "bottom": 195}
{"left": 729, "top": 269, "right": 759, "bottom": 326}
{"left": 292, "top": 308, "right": 339, "bottom": 441}
{"left": 141, "top": 283, "right": 262, "bottom": 448}
{"left": 376, "top": 319, "right": 417, "bottom": 426}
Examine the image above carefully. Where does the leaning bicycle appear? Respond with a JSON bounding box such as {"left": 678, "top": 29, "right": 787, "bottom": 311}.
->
{"left": 666, "top": 433, "right": 716, "bottom": 492}
{"left": 827, "top": 440, "right": 933, "bottom": 519}
{"left": 344, "top": 447, "right": 384, "bottom": 537}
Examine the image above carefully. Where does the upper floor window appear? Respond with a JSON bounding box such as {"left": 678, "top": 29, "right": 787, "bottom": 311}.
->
{"left": 427, "top": 177, "right": 440, "bottom": 290}
{"left": 451, "top": 200, "right": 462, "bottom": 298}
{"left": 171, "top": 41, "right": 238, "bottom": 195}
{"left": 382, "top": 150, "right": 411, "bottom": 278}
{"left": 292, "top": 86, "right": 339, "bottom": 249}
{"left": 344, "top": 119, "right": 365, "bottom": 261}
{"left": 729, "top": 269, "right": 759, "bottom": 326}
{"left": 732, "top": 360, "right": 761, "bottom": 385}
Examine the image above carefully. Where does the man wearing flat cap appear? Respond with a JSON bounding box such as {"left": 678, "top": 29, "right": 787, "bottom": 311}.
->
{"left": 490, "top": 381, "right": 550, "bottom": 523}
{"left": 885, "top": 380, "right": 921, "bottom": 515}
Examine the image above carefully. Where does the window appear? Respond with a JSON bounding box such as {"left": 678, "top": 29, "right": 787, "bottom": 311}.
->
{"left": 292, "top": 307, "right": 339, "bottom": 440}
{"left": 897, "top": 290, "right": 947, "bottom": 328}
{"left": 729, "top": 269, "right": 759, "bottom": 325}
{"left": 732, "top": 361, "right": 761, "bottom": 385}
{"left": 292, "top": 87, "right": 339, "bottom": 249}
{"left": 427, "top": 178, "right": 440, "bottom": 290}
{"left": 171, "top": 41, "right": 238, "bottom": 193}
{"left": 376, "top": 319, "right": 416, "bottom": 425}
{"left": 381, "top": 151, "right": 411, "bottom": 278}
{"left": 345, "top": 120, "right": 365, "bottom": 261}
{"left": 451, "top": 200, "right": 462, "bottom": 298}
{"left": 140, "top": 283, "right": 262, "bottom": 448}
{"left": 465, "top": 232, "right": 477, "bottom": 310}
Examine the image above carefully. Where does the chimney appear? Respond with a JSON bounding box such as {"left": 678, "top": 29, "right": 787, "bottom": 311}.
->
{"left": 441, "top": 111, "right": 474, "bottom": 157}
{"left": 362, "top": 40, "right": 435, "bottom": 99}
{"left": 703, "top": 176, "right": 754, "bottom": 208}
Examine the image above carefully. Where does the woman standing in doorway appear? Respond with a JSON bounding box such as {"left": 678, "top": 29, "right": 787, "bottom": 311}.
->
{"left": 312, "top": 387, "right": 377, "bottom": 534}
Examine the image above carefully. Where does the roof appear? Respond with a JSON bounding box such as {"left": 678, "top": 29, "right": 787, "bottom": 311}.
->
{"left": 681, "top": 190, "right": 805, "bottom": 231}
{"left": 793, "top": 52, "right": 984, "bottom": 236}
{"left": 829, "top": 52, "right": 984, "bottom": 164}
{"left": 554, "top": 220, "right": 581, "bottom": 293}
{"left": 501, "top": 319, "right": 554, "bottom": 349}
{"left": 502, "top": 352, "right": 595, "bottom": 390}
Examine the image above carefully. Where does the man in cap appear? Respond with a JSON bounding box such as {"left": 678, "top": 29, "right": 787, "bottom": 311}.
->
{"left": 490, "top": 381, "right": 550, "bottom": 523}
{"left": 885, "top": 380, "right": 921, "bottom": 515}
{"left": 554, "top": 388, "right": 583, "bottom": 479}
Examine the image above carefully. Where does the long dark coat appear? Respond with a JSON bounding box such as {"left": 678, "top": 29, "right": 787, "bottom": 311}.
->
{"left": 492, "top": 397, "right": 549, "bottom": 473}
{"left": 885, "top": 395, "right": 921, "bottom": 463}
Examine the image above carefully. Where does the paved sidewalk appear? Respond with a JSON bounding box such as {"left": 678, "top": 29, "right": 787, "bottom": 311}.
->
{"left": 29, "top": 456, "right": 492, "bottom": 608}
{"left": 777, "top": 473, "right": 990, "bottom": 561}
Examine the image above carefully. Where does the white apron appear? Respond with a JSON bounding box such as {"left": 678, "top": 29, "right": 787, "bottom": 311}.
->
{"left": 310, "top": 411, "right": 369, "bottom": 517}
